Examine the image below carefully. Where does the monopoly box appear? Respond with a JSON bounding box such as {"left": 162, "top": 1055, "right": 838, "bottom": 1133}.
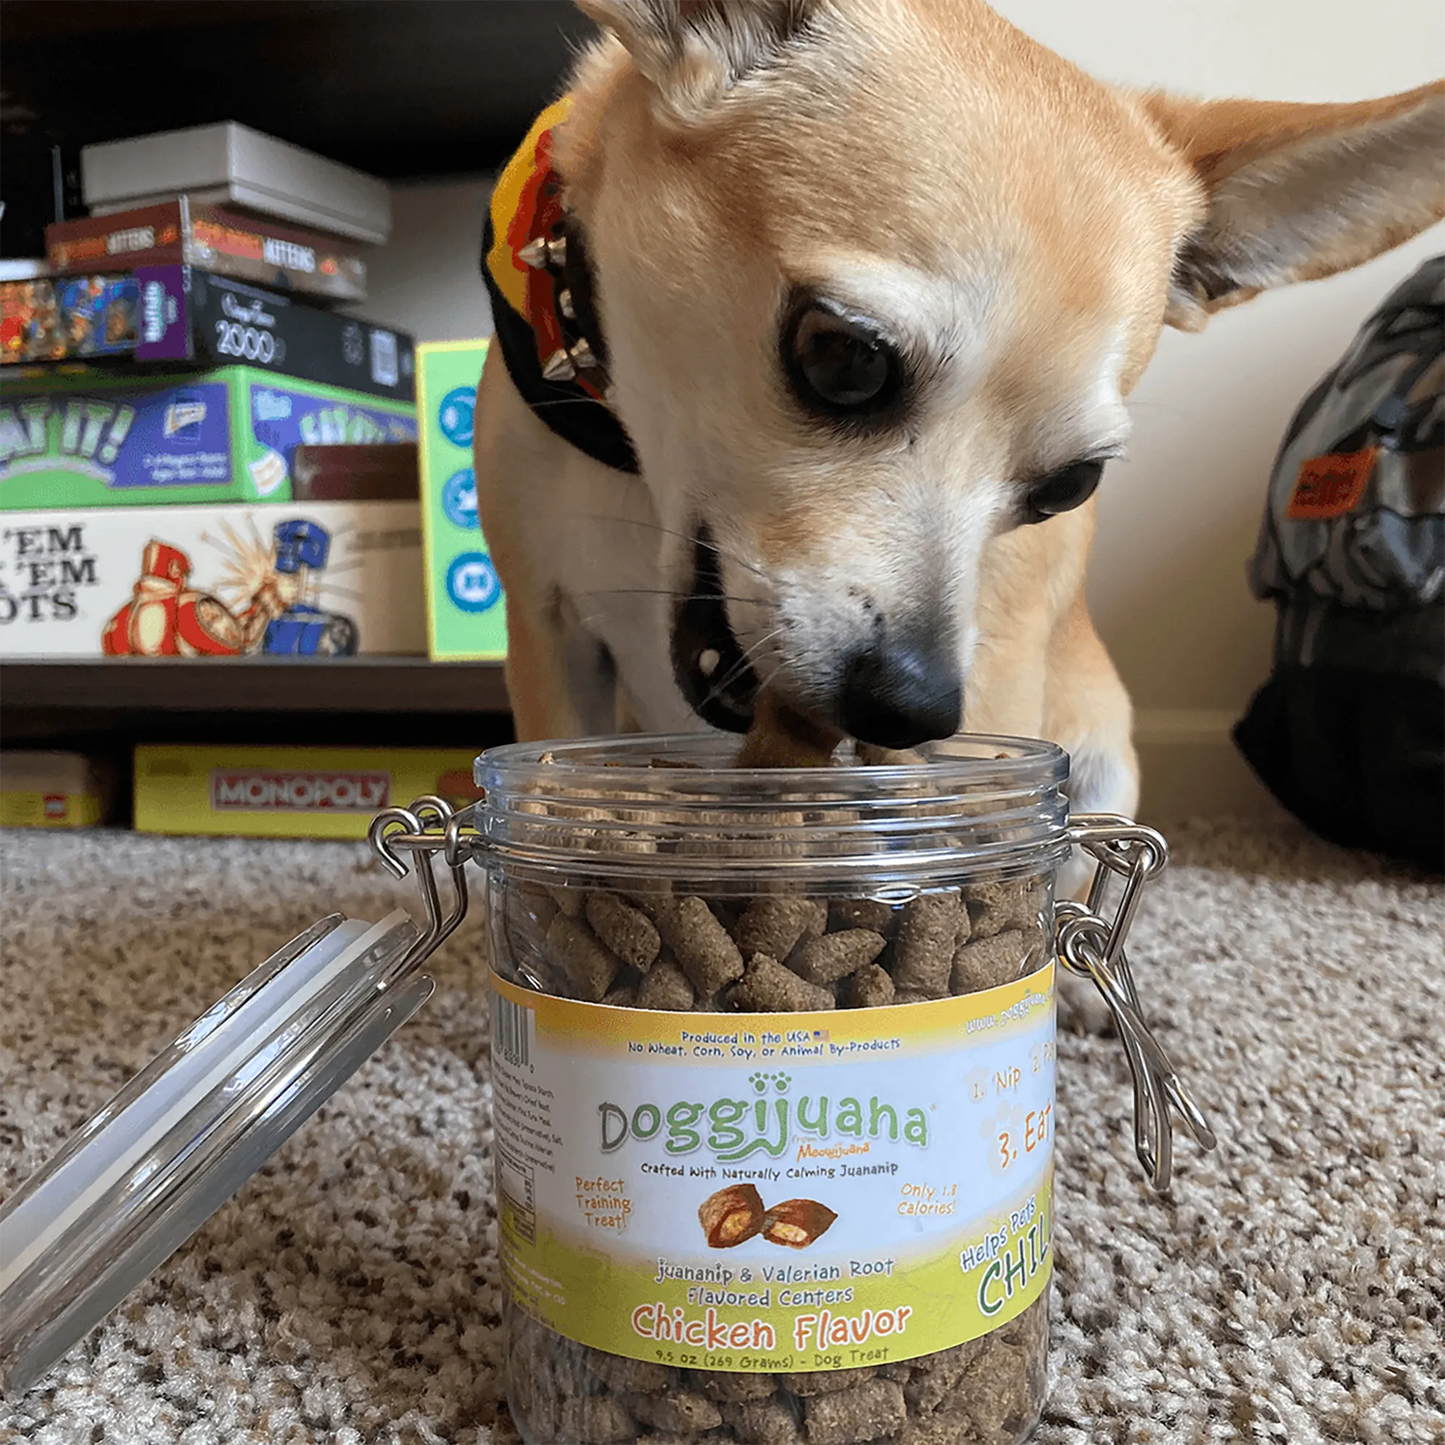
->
{"left": 133, "top": 745, "right": 482, "bottom": 840}
{"left": 417, "top": 339, "right": 507, "bottom": 660}
{"left": 0, "top": 366, "right": 417, "bottom": 510}
{"left": 0, "top": 499, "right": 424, "bottom": 658}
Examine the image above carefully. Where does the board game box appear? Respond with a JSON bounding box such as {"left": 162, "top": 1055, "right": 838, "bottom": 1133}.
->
{"left": 416, "top": 339, "right": 507, "bottom": 661}
{"left": 133, "top": 744, "right": 483, "bottom": 840}
{"left": 48, "top": 197, "right": 369, "bottom": 303}
{"left": 0, "top": 499, "right": 424, "bottom": 658}
{"left": 0, "top": 366, "right": 417, "bottom": 510}
{"left": 3, "top": 266, "right": 412, "bottom": 402}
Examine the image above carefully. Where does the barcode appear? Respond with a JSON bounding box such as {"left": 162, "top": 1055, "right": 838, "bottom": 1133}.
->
{"left": 495, "top": 994, "right": 531, "bottom": 1068}
{"left": 370, "top": 329, "right": 399, "bottom": 388}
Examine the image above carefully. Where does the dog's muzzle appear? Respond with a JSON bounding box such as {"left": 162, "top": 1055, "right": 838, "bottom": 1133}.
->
{"left": 670, "top": 528, "right": 760, "bottom": 733}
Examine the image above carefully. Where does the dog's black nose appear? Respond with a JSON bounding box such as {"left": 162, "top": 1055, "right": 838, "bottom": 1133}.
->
{"left": 838, "top": 635, "right": 962, "bottom": 749}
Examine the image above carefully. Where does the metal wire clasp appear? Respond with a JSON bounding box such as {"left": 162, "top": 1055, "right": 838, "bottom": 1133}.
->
{"left": 1060, "top": 814, "right": 1218, "bottom": 1192}
{"left": 366, "top": 796, "right": 482, "bottom": 975}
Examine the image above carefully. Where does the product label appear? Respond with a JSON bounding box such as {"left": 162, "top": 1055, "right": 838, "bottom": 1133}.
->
{"left": 490, "top": 964, "right": 1055, "bottom": 1373}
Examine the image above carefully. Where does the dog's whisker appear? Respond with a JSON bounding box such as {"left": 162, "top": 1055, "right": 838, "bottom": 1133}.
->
{"left": 563, "top": 512, "right": 769, "bottom": 581}
{"left": 698, "top": 626, "right": 786, "bottom": 711}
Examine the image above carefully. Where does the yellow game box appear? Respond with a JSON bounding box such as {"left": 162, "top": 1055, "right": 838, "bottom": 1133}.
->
{"left": 133, "top": 744, "right": 482, "bottom": 839}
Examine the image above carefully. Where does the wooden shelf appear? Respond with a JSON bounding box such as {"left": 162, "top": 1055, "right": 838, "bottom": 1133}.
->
{"left": 0, "top": 657, "right": 510, "bottom": 714}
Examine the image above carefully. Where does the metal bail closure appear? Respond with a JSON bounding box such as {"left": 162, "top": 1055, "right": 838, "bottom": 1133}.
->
{"left": 0, "top": 796, "right": 482, "bottom": 1399}
{"left": 1058, "top": 815, "right": 1218, "bottom": 1193}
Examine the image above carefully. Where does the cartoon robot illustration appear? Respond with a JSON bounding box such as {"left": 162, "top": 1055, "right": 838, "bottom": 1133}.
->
{"left": 101, "top": 521, "right": 359, "bottom": 658}
{"left": 101, "top": 540, "right": 256, "bottom": 657}
{"left": 257, "top": 520, "right": 359, "bottom": 657}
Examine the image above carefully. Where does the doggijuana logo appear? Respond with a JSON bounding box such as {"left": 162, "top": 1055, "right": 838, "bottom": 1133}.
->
{"left": 210, "top": 769, "right": 391, "bottom": 812}
{"left": 598, "top": 1070, "right": 931, "bottom": 1163}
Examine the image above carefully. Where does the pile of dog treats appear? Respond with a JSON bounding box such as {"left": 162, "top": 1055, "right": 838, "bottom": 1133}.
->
{"left": 518, "top": 876, "right": 1048, "bottom": 1012}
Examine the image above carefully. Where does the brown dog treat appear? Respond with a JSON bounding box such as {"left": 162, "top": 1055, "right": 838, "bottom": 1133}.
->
{"left": 700, "top": 1373, "right": 780, "bottom": 1402}
{"left": 626, "top": 1392, "right": 724, "bottom": 1433}
{"left": 950, "top": 929, "right": 1029, "bottom": 994}
{"left": 738, "top": 692, "right": 841, "bottom": 769}
{"left": 845, "top": 962, "right": 896, "bottom": 1008}
{"left": 601, "top": 982, "right": 638, "bottom": 1009}
{"left": 829, "top": 898, "right": 896, "bottom": 935}
{"left": 761, "top": 1197, "right": 838, "bottom": 1248}
{"left": 804, "top": 1378, "right": 906, "bottom": 1445}
{"left": 889, "top": 1410, "right": 975, "bottom": 1445}
{"left": 546, "top": 885, "right": 588, "bottom": 918}
{"left": 623, "top": 882, "right": 674, "bottom": 920}
{"left": 904, "top": 1338, "right": 988, "bottom": 1415}
{"left": 636, "top": 958, "right": 697, "bottom": 1011}
{"left": 731, "top": 953, "right": 837, "bottom": 1012}
{"left": 558, "top": 1396, "right": 636, "bottom": 1444}
{"left": 586, "top": 892, "right": 663, "bottom": 972}
{"left": 545, "top": 915, "right": 622, "bottom": 1002}
{"left": 854, "top": 743, "right": 929, "bottom": 766}
{"left": 893, "top": 988, "right": 935, "bottom": 1006}
{"left": 736, "top": 895, "right": 824, "bottom": 961}
{"left": 579, "top": 1346, "right": 673, "bottom": 1394}
{"left": 720, "top": 1396, "right": 804, "bottom": 1444}
{"left": 698, "top": 1183, "right": 767, "bottom": 1248}
{"left": 891, "top": 893, "right": 965, "bottom": 996}
{"left": 657, "top": 896, "right": 746, "bottom": 997}
{"left": 878, "top": 1361, "right": 915, "bottom": 1383}
{"left": 954, "top": 1337, "right": 1033, "bottom": 1439}
{"left": 963, "top": 881, "right": 1035, "bottom": 939}
{"left": 791, "top": 929, "right": 887, "bottom": 985}
{"left": 782, "top": 1367, "right": 877, "bottom": 1396}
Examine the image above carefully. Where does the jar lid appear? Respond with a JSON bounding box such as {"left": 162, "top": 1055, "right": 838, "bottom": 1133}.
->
{"left": 0, "top": 909, "right": 433, "bottom": 1396}
{"left": 475, "top": 731, "right": 1072, "bottom": 886}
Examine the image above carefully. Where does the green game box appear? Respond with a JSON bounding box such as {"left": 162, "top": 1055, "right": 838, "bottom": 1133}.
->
{"left": 417, "top": 340, "right": 507, "bottom": 661}
{"left": 0, "top": 365, "right": 417, "bottom": 511}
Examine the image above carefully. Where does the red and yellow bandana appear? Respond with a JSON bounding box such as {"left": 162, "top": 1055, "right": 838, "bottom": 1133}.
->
{"left": 482, "top": 97, "right": 638, "bottom": 471}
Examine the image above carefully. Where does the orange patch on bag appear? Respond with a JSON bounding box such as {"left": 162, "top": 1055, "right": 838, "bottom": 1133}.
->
{"left": 1287, "top": 447, "right": 1376, "bottom": 520}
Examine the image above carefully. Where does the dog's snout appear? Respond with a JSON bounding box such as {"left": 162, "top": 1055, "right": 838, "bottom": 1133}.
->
{"left": 838, "top": 631, "right": 962, "bottom": 750}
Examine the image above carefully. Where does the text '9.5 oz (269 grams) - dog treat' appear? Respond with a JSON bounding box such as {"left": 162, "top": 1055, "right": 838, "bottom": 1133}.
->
{"left": 484, "top": 740, "right": 1062, "bottom": 1445}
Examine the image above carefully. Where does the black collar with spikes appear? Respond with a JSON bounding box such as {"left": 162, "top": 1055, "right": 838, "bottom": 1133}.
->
{"left": 480, "top": 206, "right": 640, "bottom": 474}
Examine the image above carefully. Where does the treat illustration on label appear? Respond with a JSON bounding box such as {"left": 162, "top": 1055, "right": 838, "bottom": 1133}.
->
{"left": 698, "top": 1185, "right": 766, "bottom": 1248}
{"left": 759, "top": 1198, "right": 837, "bottom": 1249}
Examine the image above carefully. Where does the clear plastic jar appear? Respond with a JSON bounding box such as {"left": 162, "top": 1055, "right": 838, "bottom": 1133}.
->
{"left": 479, "top": 734, "right": 1070, "bottom": 1445}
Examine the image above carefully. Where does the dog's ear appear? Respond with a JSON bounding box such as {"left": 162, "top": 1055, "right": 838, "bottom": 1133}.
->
{"left": 1143, "top": 80, "right": 1445, "bottom": 330}
{"left": 576, "top": 0, "right": 817, "bottom": 93}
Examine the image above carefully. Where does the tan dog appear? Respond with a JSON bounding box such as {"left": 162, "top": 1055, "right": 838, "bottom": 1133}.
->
{"left": 475, "top": 0, "right": 1444, "bottom": 825}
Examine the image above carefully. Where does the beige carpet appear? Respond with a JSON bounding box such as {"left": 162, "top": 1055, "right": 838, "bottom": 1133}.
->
{"left": 0, "top": 820, "right": 1441, "bottom": 1445}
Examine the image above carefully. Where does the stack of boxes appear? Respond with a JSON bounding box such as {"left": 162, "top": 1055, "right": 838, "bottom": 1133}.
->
{"left": 0, "top": 122, "right": 426, "bottom": 659}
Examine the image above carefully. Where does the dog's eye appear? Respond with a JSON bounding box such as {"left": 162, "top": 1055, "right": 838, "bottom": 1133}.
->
{"left": 1023, "top": 459, "right": 1105, "bottom": 523}
{"left": 784, "top": 304, "right": 900, "bottom": 416}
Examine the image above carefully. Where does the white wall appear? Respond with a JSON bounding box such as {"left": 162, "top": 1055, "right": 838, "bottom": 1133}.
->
{"left": 357, "top": 177, "right": 495, "bottom": 342}
{"left": 365, "top": 3, "right": 1444, "bottom": 817}
{"left": 991, "top": 0, "right": 1445, "bottom": 816}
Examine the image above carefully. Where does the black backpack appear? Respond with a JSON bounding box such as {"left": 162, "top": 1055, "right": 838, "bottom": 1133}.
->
{"left": 1234, "top": 256, "right": 1444, "bottom": 872}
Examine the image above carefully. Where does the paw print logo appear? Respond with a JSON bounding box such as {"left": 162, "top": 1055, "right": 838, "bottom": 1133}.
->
{"left": 772, "top": 1072, "right": 791, "bottom": 1093}
{"left": 749, "top": 1072, "right": 769, "bottom": 1094}
{"left": 982, "top": 1101, "right": 1026, "bottom": 1141}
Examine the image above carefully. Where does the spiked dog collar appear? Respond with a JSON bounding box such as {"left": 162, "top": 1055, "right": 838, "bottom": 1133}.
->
{"left": 481, "top": 97, "right": 640, "bottom": 474}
